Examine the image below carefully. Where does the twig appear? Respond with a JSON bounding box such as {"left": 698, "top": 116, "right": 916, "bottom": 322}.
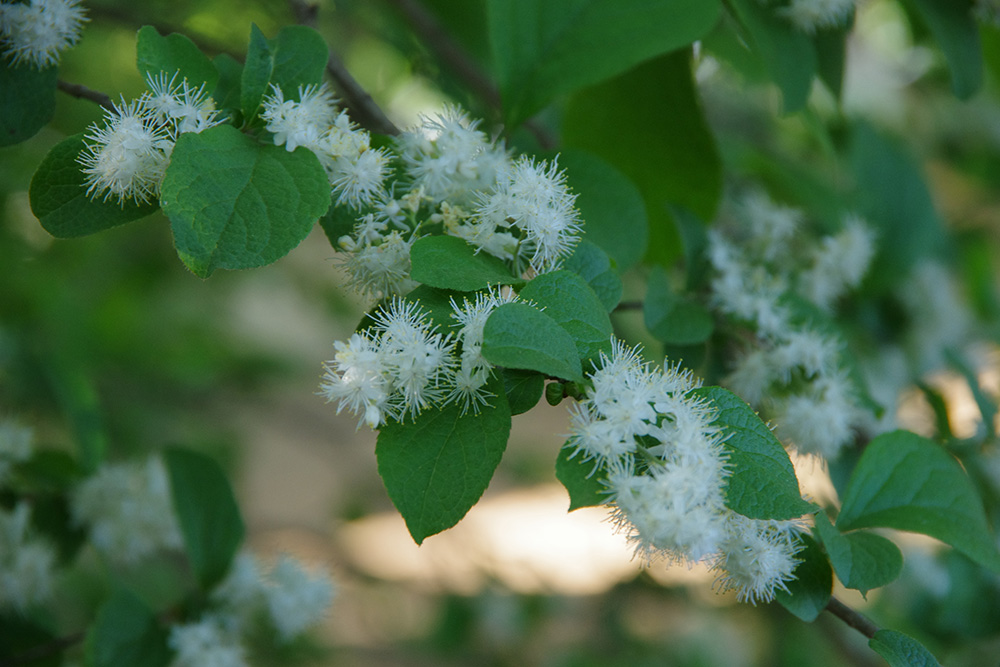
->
{"left": 287, "top": 0, "right": 400, "bottom": 136}
{"left": 383, "top": 0, "right": 556, "bottom": 149}
{"left": 614, "top": 300, "right": 643, "bottom": 311}
{"left": 824, "top": 596, "right": 879, "bottom": 640}
{"left": 57, "top": 80, "right": 114, "bottom": 110}
{"left": 0, "top": 631, "right": 85, "bottom": 667}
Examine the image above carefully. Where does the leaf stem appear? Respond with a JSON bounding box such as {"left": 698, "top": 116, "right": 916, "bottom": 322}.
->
{"left": 57, "top": 80, "right": 114, "bottom": 109}
{"left": 824, "top": 595, "right": 879, "bottom": 640}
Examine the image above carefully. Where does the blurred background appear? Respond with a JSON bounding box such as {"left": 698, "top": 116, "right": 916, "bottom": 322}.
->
{"left": 4, "top": 0, "right": 1000, "bottom": 665}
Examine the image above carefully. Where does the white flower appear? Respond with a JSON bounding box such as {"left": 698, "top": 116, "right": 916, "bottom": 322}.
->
{"left": 770, "top": 330, "right": 841, "bottom": 383}
{"left": 78, "top": 97, "right": 172, "bottom": 205}
{"left": 329, "top": 146, "right": 391, "bottom": 209}
{"left": 474, "top": 155, "right": 582, "bottom": 274}
{"left": 0, "top": 503, "right": 57, "bottom": 613}
{"left": 447, "top": 288, "right": 518, "bottom": 412}
{"left": 772, "top": 371, "right": 859, "bottom": 460}
{"left": 779, "top": 0, "right": 855, "bottom": 33}
{"left": 712, "top": 514, "right": 803, "bottom": 604}
{"left": 341, "top": 230, "right": 418, "bottom": 300}
{"left": 143, "top": 71, "right": 222, "bottom": 136}
{"left": 742, "top": 190, "right": 801, "bottom": 262}
{"left": 0, "top": 418, "right": 33, "bottom": 486}
{"left": 260, "top": 83, "right": 337, "bottom": 152}
{"left": 264, "top": 555, "right": 335, "bottom": 641}
{"left": 70, "top": 455, "right": 183, "bottom": 564}
{"left": 319, "top": 331, "right": 390, "bottom": 429}
{"left": 211, "top": 552, "right": 267, "bottom": 628}
{"left": 168, "top": 615, "right": 248, "bottom": 667}
{"left": 801, "top": 215, "right": 876, "bottom": 310}
{"left": 0, "top": 0, "right": 87, "bottom": 69}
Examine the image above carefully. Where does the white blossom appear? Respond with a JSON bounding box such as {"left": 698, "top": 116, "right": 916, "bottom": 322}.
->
{"left": 712, "top": 514, "right": 803, "bottom": 604}
{"left": 70, "top": 455, "right": 183, "bottom": 564}
{"left": 168, "top": 616, "right": 248, "bottom": 667}
{"left": 0, "top": 0, "right": 87, "bottom": 69}
{"left": 340, "top": 230, "right": 418, "bottom": 300}
{"left": 447, "top": 288, "right": 518, "bottom": 412}
{"left": 779, "top": 0, "right": 856, "bottom": 33}
{"left": 801, "top": 215, "right": 876, "bottom": 310}
{"left": 143, "top": 72, "right": 223, "bottom": 136}
{"left": 772, "top": 371, "right": 860, "bottom": 460}
{"left": 0, "top": 503, "right": 57, "bottom": 613}
{"left": 260, "top": 83, "right": 337, "bottom": 152}
{"left": 264, "top": 555, "right": 335, "bottom": 641}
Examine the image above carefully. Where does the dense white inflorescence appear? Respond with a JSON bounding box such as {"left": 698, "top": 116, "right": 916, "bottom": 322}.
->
{"left": 0, "top": 502, "right": 57, "bottom": 613}
{"left": 0, "top": 0, "right": 87, "bottom": 68}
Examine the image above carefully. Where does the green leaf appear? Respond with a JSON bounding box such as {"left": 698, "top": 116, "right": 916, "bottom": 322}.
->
{"left": 159, "top": 125, "right": 330, "bottom": 277}
{"left": 0, "top": 61, "right": 56, "bottom": 147}
{"left": 0, "top": 614, "right": 60, "bottom": 667}
{"left": 376, "top": 374, "right": 511, "bottom": 544}
{"left": 518, "top": 270, "right": 613, "bottom": 367}
{"left": 643, "top": 266, "right": 714, "bottom": 345}
{"left": 488, "top": 0, "right": 720, "bottom": 126}
{"left": 691, "top": 387, "right": 814, "bottom": 520}
{"left": 85, "top": 589, "right": 171, "bottom": 667}
{"left": 558, "top": 150, "right": 648, "bottom": 270}
{"left": 813, "top": 23, "right": 850, "bottom": 99}
{"left": 240, "top": 24, "right": 329, "bottom": 123}
{"left": 212, "top": 53, "right": 244, "bottom": 115}
{"left": 502, "top": 369, "right": 545, "bottom": 415}
{"left": 482, "top": 303, "right": 584, "bottom": 382}
{"left": 837, "top": 430, "right": 1000, "bottom": 572}
{"left": 727, "top": 0, "right": 817, "bottom": 112}
{"left": 868, "top": 629, "right": 942, "bottom": 667}
{"left": 849, "top": 122, "right": 946, "bottom": 292}
{"left": 164, "top": 447, "right": 245, "bottom": 589}
{"left": 775, "top": 534, "right": 832, "bottom": 622}
{"left": 135, "top": 26, "right": 218, "bottom": 90}
{"left": 410, "top": 235, "right": 525, "bottom": 291}
{"left": 671, "top": 204, "right": 711, "bottom": 290}
{"left": 904, "top": 0, "right": 982, "bottom": 99}
{"left": 563, "top": 240, "right": 624, "bottom": 312}
{"left": 555, "top": 443, "right": 607, "bottom": 511}
{"left": 814, "top": 513, "right": 902, "bottom": 596}
{"left": 318, "top": 201, "right": 358, "bottom": 249}
{"left": 29, "top": 134, "right": 159, "bottom": 238}
{"left": 402, "top": 284, "right": 464, "bottom": 332}
{"left": 563, "top": 50, "right": 722, "bottom": 267}
{"left": 42, "top": 355, "right": 108, "bottom": 473}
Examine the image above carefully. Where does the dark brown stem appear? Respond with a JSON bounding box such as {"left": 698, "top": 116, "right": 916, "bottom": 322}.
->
{"left": 383, "top": 0, "right": 556, "bottom": 149}
{"left": 0, "top": 631, "right": 85, "bottom": 667}
{"left": 824, "top": 596, "right": 879, "bottom": 640}
{"left": 614, "top": 300, "right": 644, "bottom": 311}
{"left": 57, "top": 80, "right": 114, "bottom": 110}
{"left": 287, "top": 0, "right": 400, "bottom": 136}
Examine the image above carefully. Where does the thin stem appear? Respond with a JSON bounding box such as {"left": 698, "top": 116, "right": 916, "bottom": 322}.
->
{"left": 287, "top": 0, "right": 400, "bottom": 136}
{"left": 614, "top": 300, "right": 643, "bottom": 311}
{"left": 824, "top": 596, "right": 879, "bottom": 640}
{"left": 57, "top": 80, "right": 114, "bottom": 109}
{"left": 383, "top": 0, "right": 556, "bottom": 149}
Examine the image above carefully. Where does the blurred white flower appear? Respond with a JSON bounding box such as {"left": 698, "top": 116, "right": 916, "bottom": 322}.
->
{"left": 0, "top": 0, "right": 87, "bottom": 69}
{"left": 0, "top": 503, "right": 56, "bottom": 613}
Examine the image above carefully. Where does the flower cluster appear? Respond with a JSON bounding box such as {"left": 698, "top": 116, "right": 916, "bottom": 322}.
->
{"left": 78, "top": 72, "right": 222, "bottom": 205}
{"left": 169, "top": 551, "right": 336, "bottom": 666}
{"left": 319, "top": 288, "right": 521, "bottom": 427}
{"left": 567, "top": 339, "right": 804, "bottom": 604}
{"left": 0, "top": 418, "right": 33, "bottom": 486}
{"left": 975, "top": 0, "right": 1000, "bottom": 27}
{"left": 332, "top": 106, "right": 581, "bottom": 300}
{"left": 0, "top": 0, "right": 87, "bottom": 69}
{"left": 70, "top": 454, "right": 184, "bottom": 564}
{"left": 756, "top": 0, "right": 856, "bottom": 33}
{"left": 708, "top": 190, "right": 876, "bottom": 460}
{"left": 0, "top": 502, "right": 57, "bottom": 613}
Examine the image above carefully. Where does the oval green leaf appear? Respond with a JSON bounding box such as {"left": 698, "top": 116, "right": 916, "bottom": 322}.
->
{"left": 410, "top": 235, "right": 525, "bottom": 291}
{"left": 690, "top": 386, "right": 814, "bottom": 520}
{"left": 555, "top": 443, "right": 607, "bottom": 511}
{"left": 0, "top": 61, "right": 56, "bottom": 147}
{"left": 136, "top": 25, "right": 218, "bottom": 90}
{"left": 241, "top": 24, "right": 329, "bottom": 122}
{"left": 503, "top": 368, "right": 545, "bottom": 415}
{"left": 160, "top": 125, "right": 330, "bottom": 277}
{"left": 644, "top": 265, "right": 714, "bottom": 345}
{"left": 563, "top": 240, "right": 624, "bottom": 312}
{"left": 869, "top": 630, "right": 942, "bottom": 667}
{"left": 836, "top": 430, "right": 1000, "bottom": 572}
{"left": 775, "top": 534, "right": 832, "bottom": 622}
{"left": 85, "top": 589, "right": 171, "bottom": 667}
{"left": 518, "top": 270, "right": 612, "bottom": 367}
{"left": 814, "top": 513, "right": 902, "bottom": 596}
{"left": 482, "top": 302, "right": 584, "bottom": 382}
{"left": 376, "top": 374, "right": 511, "bottom": 544}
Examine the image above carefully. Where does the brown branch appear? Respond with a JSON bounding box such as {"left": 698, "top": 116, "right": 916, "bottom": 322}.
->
{"left": 824, "top": 596, "right": 879, "bottom": 640}
{"left": 383, "top": 0, "right": 556, "bottom": 149}
{"left": 57, "top": 80, "right": 114, "bottom": 110}
{"left": 287, "top": 0, "right": 400, "bottom": 136}
{"left": 0, "top": 631, "right": 85, "bottom": 667}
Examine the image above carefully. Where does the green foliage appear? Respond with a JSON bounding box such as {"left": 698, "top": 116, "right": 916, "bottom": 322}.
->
{"left": 725, "top": 0, "right": 818, "bottom": 112}
{"left": 836, "top": 430, "right": 1000, "bottom": 572}
{"left": 240, "top": 24, "right": 329, "bottom": 123}
{"left": 643, "top": 265, "right": 714, "bottom": 345}
{"left": 0, "top": 61, "right": 56, "bottom": 147}
{"left": 690, "top": 387, "right": 814, "bottom": 520}
{"left": 165, "top": 447, "right": 245, "bottom": 590}
{"left": 775, "top": 534, "right": 832, "bottom": 622}
{"left": 868, "top": 629, "right": 942, "bottom": 667}
{"left": 904, "top": 0, "right": 982, "bottom": 99}
{"left": 29, "top": 134, "right": 159, "bottom": 238}
{"left": 558, "top": 150, "right": 648, "bottom": 270}
{"left": 814, "top": 512, "right": 903, "bottom": 596}
{"left": 482, "top": 302, "right": 584, "bottom": 382}
{"left": 563, "top": 240, "right": 624, "bottom": 312}
{"left": 487, "top": 0, "right": 721, "bottom": 126}
{"left": 555, "top": 443, "right": 606, "bottom": 511}
{"left": 517, "top": 269, "right": 613, "bottom": 367}
{"left": 135, "top": 26, "right": 219, "bottom": 90}
{"left": 563, "top": 50, "right": 722, "bottom": 266}
{"left": 410, "top": 235, "right": 525, "bottom": 290}
{"left": 159, "top": 125, "right": 330, "bottom": 277}
{"left": 502, "top": 368, "right": 545, "bottom": 415}
{"left": 85, "top": 589, "right": 172, "bottom": 667}
{"left": 376, "top": 374, "right": 511, "bottom": 543}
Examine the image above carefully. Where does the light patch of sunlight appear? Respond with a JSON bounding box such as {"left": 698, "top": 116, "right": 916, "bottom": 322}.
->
{"left": 6, "top": 191, "right": 52, "bottom": 250}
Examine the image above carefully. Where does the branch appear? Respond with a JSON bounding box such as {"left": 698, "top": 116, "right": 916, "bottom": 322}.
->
{"left": 287, "top": 0, "right": 400, "bottom": 136}
{"left": 824, "top": 596, "right": 879, "bottom": 640}
{"left": 383, "top": 0, "right": 556, "bottom": 149}
{"left": 57, "top": 80, "right": 114, "bottom": 110}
